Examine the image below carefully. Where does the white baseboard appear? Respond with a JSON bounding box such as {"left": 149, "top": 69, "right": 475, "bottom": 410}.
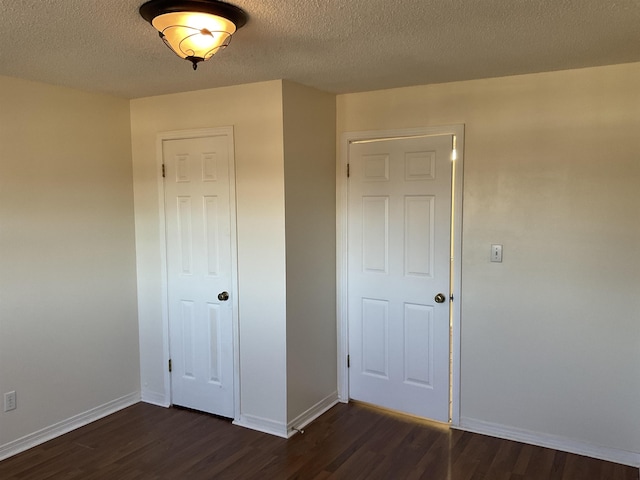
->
{"left": 234, "top": 392, "right": 339, "bottom": 439}
{"left": 0, "top": 392, "right": 141, "bottom": 462}
{"left": 457, "top": 417, "right": 640, "bottom": 468}
{"left": 141, "top": 388, "right": 169, "bottom": 407}
{"left": 287, "top": 392, "right": 339, "bottom": 438}
{"left": 234, "top": 414, "right": 289, "bottom": 438}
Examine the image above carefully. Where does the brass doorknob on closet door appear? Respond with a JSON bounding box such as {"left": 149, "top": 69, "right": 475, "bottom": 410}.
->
{"left": 218, "top": 291, "right": 229, "bottom": 301}
{"left": 434, "top": 293, "right": 446, "bottom": 304}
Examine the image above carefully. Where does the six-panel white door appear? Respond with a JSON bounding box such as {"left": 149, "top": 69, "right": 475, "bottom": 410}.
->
{"left": 348, "top": 134, "right": 453, "bottom": 422}
{"left": 163, "top": 135, "right": 235, "bottom": 418}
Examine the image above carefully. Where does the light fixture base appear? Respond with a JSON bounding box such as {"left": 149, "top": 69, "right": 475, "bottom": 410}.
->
{"left": 140, "top": 0, "right": 247, "bottom": 28}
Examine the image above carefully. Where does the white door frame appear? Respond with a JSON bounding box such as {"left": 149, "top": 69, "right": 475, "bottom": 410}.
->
{"left": 336, "top": 125, "right": 464, "bottom": 425}
{"left": 156, "top": 127, "right": 240, "bottom": 421}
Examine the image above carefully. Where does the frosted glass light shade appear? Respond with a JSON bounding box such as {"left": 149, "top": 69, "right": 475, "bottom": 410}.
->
{"left": 152, "top": 12, "right": 236, "bottom": 62}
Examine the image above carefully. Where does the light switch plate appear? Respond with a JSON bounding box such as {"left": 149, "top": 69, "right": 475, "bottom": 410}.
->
{"left": 491, "top": 244, "right": 503, "bottom": 262}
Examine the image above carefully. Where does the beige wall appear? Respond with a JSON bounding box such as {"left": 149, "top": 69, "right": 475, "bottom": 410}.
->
{"left": 282, "top": 81, "right": 337, "bottom": 423}
{"left": 0, "top": 76, "right": 139, "bottom": 447}
{"left": 130, "top": 81, "right": 289, "bottom": 425}
{"left": 337, "top": 63, "right": 640, "bottom": 455}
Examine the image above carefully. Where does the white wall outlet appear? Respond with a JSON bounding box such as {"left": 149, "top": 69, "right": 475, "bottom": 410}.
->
{"left": 491, "top": 244, "right": 503, "bottom": 263}
{"left": 4, "top": 391, "right": 16, "bottom": 412}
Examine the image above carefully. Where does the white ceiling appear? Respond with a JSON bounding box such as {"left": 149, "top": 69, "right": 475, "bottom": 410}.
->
{"left": 1, "top": 0, "right": 639, "bottom": 99}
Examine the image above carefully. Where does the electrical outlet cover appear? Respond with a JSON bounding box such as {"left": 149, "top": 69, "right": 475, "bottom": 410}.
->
{"left": 4, "top": 391, "right": 16, "bottom": 412}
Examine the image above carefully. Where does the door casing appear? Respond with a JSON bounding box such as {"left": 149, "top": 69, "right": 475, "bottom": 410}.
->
{"left": 155, "top": 127, "right": 240, "bottom": 421}
{"left": 337, "top": 125, "right": 464, "bottom": 425}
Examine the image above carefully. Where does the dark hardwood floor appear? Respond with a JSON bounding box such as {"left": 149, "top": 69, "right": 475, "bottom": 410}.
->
{"left": 0, "top": 402, "right": 637, "bottom": 479}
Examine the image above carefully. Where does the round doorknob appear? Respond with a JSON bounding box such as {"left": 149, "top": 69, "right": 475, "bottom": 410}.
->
{"left": 218, "top": 291, "right": 229, "bottom": 301}
{"left": 434, "top": 293, "right": 446, "bottom": 304}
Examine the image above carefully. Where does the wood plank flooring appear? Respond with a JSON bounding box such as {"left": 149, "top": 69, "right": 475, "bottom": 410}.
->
{"left": 0, "top": 402, "right": 637, "bottom": 479}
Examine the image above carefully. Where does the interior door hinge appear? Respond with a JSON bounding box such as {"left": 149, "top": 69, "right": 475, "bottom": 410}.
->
{"left": 168, "top": 359, "right": 172, "bottom": 373}
{"left": 162, "top": 164, "right": 166, "bottom": 178}
{"left": 347, "top": 354, "right": 350, "bottom": 368}
{"left": 347, "top": 164, "right": 350, "bottom": 178}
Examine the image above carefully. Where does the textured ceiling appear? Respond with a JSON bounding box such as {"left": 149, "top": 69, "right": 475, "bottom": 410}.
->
{"left": 1, "top": 0, "right": 639, "bottom": 99}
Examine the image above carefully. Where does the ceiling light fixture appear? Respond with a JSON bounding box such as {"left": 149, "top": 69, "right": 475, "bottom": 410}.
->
{"left": 139, "top": 0, "right": 248, "bottom": 70}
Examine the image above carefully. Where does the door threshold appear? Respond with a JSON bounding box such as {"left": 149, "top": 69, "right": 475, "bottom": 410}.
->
{"left": 348, "top": 400, "right": 451, "bottom": 430}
